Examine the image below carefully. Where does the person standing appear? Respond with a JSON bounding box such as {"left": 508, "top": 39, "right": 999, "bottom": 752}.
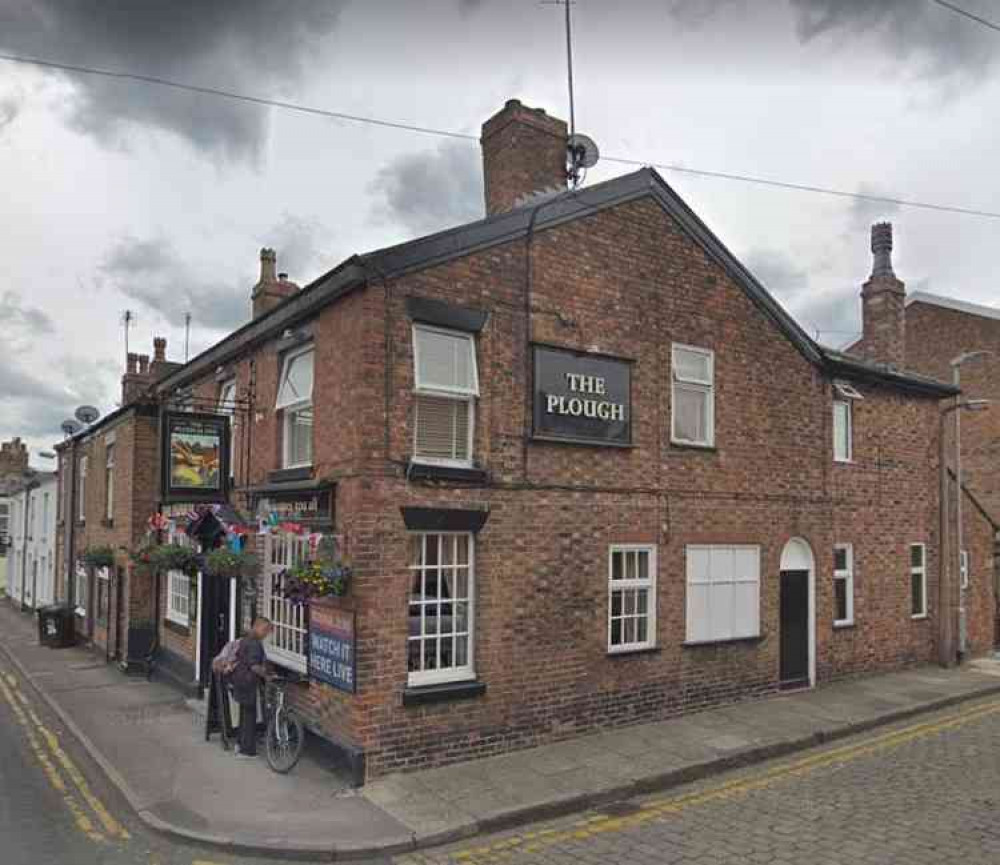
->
{"left": 231, "top": 617, "right": 272, "bottom": 758}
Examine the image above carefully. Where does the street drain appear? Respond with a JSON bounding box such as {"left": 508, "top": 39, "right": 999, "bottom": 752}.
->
{"left": 596, "top": 801, "right": 642, "bottom": 818}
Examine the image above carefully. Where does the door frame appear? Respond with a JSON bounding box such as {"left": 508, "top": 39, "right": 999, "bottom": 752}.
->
{"left": 779, "top": 537, "right": 816, "bottom": 688}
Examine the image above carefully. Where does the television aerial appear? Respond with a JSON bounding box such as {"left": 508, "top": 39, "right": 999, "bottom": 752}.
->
{"left": 61, "top": 419, "right": 83, "bottom": 438}
{"left": 567, "top": 133, "right": 599, "bottom": 188}
{"left": 75, "top": 405, "right": 100, "bottom": 425}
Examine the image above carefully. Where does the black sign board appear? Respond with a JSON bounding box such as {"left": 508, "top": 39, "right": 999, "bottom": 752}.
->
{"left": 253, "top": 486, "right": 334, "bottom": 529}
{"left": 161, "top": 412, "right": 230, "bottom": 503}
{"left": 532, "top": 345, "right": 632, "bottom": 446}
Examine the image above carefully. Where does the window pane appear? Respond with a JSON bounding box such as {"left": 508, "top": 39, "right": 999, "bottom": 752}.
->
{"left": 674, "top": 348, "right": 711, "bottom": 383}
{"left": 911, "top": 573, "right": 924, "bottom": 615}
{"left": 636, "top": 618, "right": 648, "bottom": 643}
{"left": 611, "top": 551, "right": 623, "bottom": 581}
{"left": 834, "top": 547, "right": 848, "bottom": 572}
{"left": 834, "top": 577, "right": 848, "bottom": 622}
{"left": 611, "top": 618, "right": 622, "bottom": 645}
{"left": 415, "top": 329, "right": 476, "bottom": 392}
{"left": 415, "top": 395, "right": 470, "bottom": 461}
{"left": 286, "top": 405, "right": 313, "bottom": 466}
{"left": 833, "top": 402, "right": 850, "bottom": 460}
{"left": 455, "top": 635, "right": 468, "bottom": 667}
{"left": 611, "top": 590, "right": 622, "bottom": 617}
{"left": 910, "top": 544, "right": 924, "bottom": 569}
{"left": 673, "top": 386, "right": 708, "bottom": 443}
{"left": 408, "top": 640, "right": 421, "bottom": 672}
{"left": 277, "top": 350, "right": 314, "bottom": 407}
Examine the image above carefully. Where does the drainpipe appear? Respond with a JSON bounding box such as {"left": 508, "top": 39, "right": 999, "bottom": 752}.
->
{"left": 66, "top": 442, "right": 77, "bottom": 612}
{"left": 19, "top": 479, "right": 38, "bottom": 612}
{"left": 938, "top": 410, "right": 952, "bottom": 667}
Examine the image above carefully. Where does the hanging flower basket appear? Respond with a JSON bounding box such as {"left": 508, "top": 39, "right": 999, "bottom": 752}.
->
{"left": 203, "top": 548, "right": 260, "bottom": 581}
{"left": 281, "top": 536, "right": 352, "bottom": 605}
{"left": 81, "top": 545, "right": 116, "bottom": 571}
{"left": 129, "top": 543, "right": 160, "bottom": 578}
{"left": 153, "top": 544, "right": 201, "bottom": 578}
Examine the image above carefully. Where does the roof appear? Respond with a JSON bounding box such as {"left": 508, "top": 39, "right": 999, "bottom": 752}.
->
{"left": 154, "top": 167, "right": 957, "bottom": 399}
{"left": 906, "top": 290, "right": 1000, "bottom": 323}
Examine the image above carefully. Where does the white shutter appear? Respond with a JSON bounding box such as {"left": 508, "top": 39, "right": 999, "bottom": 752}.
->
{"left": 415, "top": 395, "right": 470, "bottom": 462}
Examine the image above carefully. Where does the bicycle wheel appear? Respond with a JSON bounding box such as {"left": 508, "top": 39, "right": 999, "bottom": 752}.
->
{"left": 265, "top": 707, "right": 305, "bottom": 773}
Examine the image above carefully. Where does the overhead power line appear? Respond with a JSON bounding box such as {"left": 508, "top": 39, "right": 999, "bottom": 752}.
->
{"left": 929, "top": 0, "right": 1000, "bottom": 33}
{"left": 2, "top": 50, "right": 999, "bottom": 220}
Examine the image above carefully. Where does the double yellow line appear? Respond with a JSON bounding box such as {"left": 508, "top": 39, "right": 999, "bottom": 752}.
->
{"left": 0, "top": 667, "right": 130, "bottom": 845}
{"left": 443, "top": 697, "right": 1000, "bottom": 864}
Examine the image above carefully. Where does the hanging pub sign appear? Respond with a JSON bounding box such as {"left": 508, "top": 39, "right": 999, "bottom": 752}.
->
{"left": 161, "top": 412, "right": 230, "bottom": 504}
{"left": 308, "top": 604, "right": 356, "bottom": 693}
{"left": 532, "top": 344, "right": 632, "bottom": 446}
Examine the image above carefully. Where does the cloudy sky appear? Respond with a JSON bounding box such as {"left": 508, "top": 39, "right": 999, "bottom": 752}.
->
{"left": 2, "top": 0, "right": 998, "bottom": 462}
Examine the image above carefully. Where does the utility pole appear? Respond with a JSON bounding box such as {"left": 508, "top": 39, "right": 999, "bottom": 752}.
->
{"left": 184, "top": 312, "right": 192, "bottom": 362}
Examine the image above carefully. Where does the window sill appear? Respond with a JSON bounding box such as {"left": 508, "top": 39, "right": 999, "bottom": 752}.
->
{"left": 833, "top": 459, "right": 854, "bottom": 466}
{"left": 406, "top": 460, "right": 488, "bottom": 484}
{"left": 682, "top": 635, "right": 764, "bottom": 649}
{"left": 403, "top": 679, "right": 486, "bottom": 706}
{"left": 268, "top": 466, "right": 313, "bottom": 484}
{"left": 607, "top": 645, "right": 661, "bottom": 657}
{"left": 833, "top": 621, "right": 855, "bottom": 630}
{"left": 164, "top": 618, "right": 190, "bottom": 637}
{"left": 670, "top": 440, "right": 717, "bottom": 452}
{"left": 911, "top": 614, "right": 929, "bottom": 621}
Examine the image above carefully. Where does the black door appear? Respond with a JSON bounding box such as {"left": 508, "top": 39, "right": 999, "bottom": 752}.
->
{"left": 779, "top": 569, "right": 810, "bottom": 689}
{"left": 199, "top": 576, "right": 231, "bottom": 688}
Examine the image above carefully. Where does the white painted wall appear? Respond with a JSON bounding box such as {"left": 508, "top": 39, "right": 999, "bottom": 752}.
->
{"left": 8, "top": 475, "right": 58, "bottom": 609}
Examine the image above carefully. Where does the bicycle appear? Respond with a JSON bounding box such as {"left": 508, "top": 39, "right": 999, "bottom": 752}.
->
{"left": 263, "top": 673, "right": 305, "bottom": 773}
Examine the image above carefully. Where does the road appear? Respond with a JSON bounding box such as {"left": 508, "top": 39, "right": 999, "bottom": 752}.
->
{"left": 4, "top": 650, "right": 1000, "bottom": 865}
{"left": 400, "top": 695, "right": 1000, "bottom": 865}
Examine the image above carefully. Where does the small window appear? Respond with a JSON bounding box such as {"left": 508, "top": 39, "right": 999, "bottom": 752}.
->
{"left": 910, "top": 543, "right": 927, "bottom": 618}
{"left": 96, "top": 567, "right": 110, "bottom": 627}
{"left": 412, "top": 326, "right": 479, "bottom": 466}
{"left": 219, "top": 379, "right": 238, "bottom": 483}
{"left": 686, "top": 545, "right": 760, "bottom": 643}
{"left": 166, "top": 568, "right": 191, "bottom": 627}
{"left": 672, "top": 344, "right": 715, "bottom": 447}
{"left": 407, "top": 533, "right": 475, "bottom": 686}
{"left": 833, "top": 400, "right": 852, "bottom": 463}
{"left": 276, "top": 347, "right": 314, "bottom": 469}
{"left": 105, "top": 443, "right": 115, "bottom": 522}
{"left": 218, "top": 379, "right": 237, "bottom": 414}
{"left": 960, "top": 549, "right": 970, "bottom": 590}
{"left": 78, "top": 456, "right": 88, "bottom": 523}
{"left": 608, "top": 545, "right": 657, "bottom": 652}
{"left": 834, "top": 544, "right": 854, "bottom": 627}
{"left": 74, "top": 564, "right": 88, "bottom": 616}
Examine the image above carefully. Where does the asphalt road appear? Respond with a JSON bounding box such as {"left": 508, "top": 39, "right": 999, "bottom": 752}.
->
{"left": 399, "top": 695, "right": 1000, "bottom": 865}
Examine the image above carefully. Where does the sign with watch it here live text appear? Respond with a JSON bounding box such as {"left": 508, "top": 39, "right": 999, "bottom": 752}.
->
{"left": 532, "top": 344, "right": 632, "bottom": 446}
{"left": 309, "top": 604, "right": 356, "bottom": 693}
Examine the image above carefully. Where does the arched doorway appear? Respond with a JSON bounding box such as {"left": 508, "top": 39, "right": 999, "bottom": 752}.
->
{"left": 779, "top": 537, "right": 815, "bottom": 689}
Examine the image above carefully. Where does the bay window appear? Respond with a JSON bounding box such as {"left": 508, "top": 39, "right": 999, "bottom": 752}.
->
{"left": 408, "top": 533, "right": 474, "bottom": 686}
{"left": 412, "top": 325, "right": 479, "bottom": 466}
{"left": 685, "top": 545, "right": 760, "bottom": 643}
{"left": 276, "top": 347, "right": 314, "bottom": 469}
{"left": 671, "top": 344, "right": 714, "bottom": 447}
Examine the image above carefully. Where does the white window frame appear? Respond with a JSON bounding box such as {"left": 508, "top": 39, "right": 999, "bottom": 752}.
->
{"left": 960, "top": 549, "right": 970, "bottom": 590}
{"left": 607, "top": 544, "right": 657, "bottom": 653}
{"left": 407, "top": 532, "right": 476, "bottom": 687}
{"left": 276, "top": 346, "right": 314, "bottom": 470}
{"left": 263, "top": 531, "right": 310, "bottom": 674}
{"left": 910, "top": 543, "right": 927, "bottom": 619}
{"left": 685, "top": 545, "right": 761, "bottom": 644}
{"left": 833, "top": 399, "right": 852, "bottom": 463}
{"left": 219, "top": 379, "right": 238, "bottom": 482}
{"left": 412, "top": 324, "right": 479, "bottom": 468}
{"left": 105, "top": 442, "right": 115, "bottom": 522}
{"left": 74, "top": 564, "right": 88, "bottom": 617}
{"left": 833, "top": 543, "right": 854, "bottom": 627}
{"left": 166, "top": 569, "right": 191, "bottom": 627}
{"left": 78, "top": 456, "right": 88, "bottom": 523}
{"left": 671, "top": 343, "right": 715, "bottom": 448}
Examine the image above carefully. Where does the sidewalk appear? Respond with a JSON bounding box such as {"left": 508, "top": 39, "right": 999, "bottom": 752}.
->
{"left": 3, "top": 598, "right": 1000, "bottom": 859}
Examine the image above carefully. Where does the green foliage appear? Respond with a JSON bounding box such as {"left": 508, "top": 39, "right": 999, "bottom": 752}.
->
{"left": 203, "top": 548, "right": 260, "bottom": 580}
{"left": 81, "top": 545, "right": 115, "bottom": 571}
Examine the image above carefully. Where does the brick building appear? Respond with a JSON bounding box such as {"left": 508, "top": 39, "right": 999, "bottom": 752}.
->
{"left": 125, "top": 99, "right": 994, "bottom": 782}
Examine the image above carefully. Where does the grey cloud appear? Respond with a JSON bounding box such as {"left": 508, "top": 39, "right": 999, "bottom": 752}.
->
{"left": 665, "top": 0, "right": 741, "bottom": 28}
{"left": 0, "top": 291, "right": 55, "bottom": 337}
{"left": 369, "top": 141, "right": 483, "bottom": 237}
{"left": 0, "top": 0, "right": 343, "bottom": 160}
{"left": 846, "top": 184, "right": 902, "bottom": 236}
{"left": 259, "top": 214, "right": 338, "bottom": 283}
{"left": 789, "top": 0, "right": 996, "bottom": 77}
{"left": 0, "top": 95, "right": 18, "bottom": 131}
{"left": 100, "top": 236, "right": 246, "bottom": 331}
{"left": 743, "top": 249, "right": 810, "bottom": 303}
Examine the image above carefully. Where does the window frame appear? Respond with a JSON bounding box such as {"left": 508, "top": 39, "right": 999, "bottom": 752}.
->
{"left": 833, "top": 543, "right": 854, "bottom": 627}
{"left": 910, "top": 543, "right": 927, "bottom": 619}
{"left": 685, "top": 544, "right": 761, "bottom": 644}
{"left": 276, "top": 346, "right": 314, "bottom": 470}
{"left": 74, "top": 564, "right": 88, "bottom": 617}
{"left": 833, "top": 399, "right": 853, "bottom": 463}
{"left": 671, "top": 343, "right": 715, "bottom": 448}
{"left": 166, "top": 568, "right": 191, "bottom": 628}
{"left": 104, "top": 442, "right": 115, "bottom": 522}
{"left": 411, "top": 324, "right": 479, "bottom": 468}
{"left": 263, "top": 531, "right": 310, "bottom": 674}
{"left": 607, "top": 544, "right": 657, "bottom": 654}
{"left": 78, "top": 456, "right": 88, "bottom": 523}
{"left": 406, "top": 531, "right": 476, "bottom": 688}
{"left": 960, "top": 549, "right": 970, "bottom": 590}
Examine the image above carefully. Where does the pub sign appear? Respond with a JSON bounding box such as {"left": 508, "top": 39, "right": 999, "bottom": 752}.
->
{"left": 532, "top": 345, "right": 632, "bottom": 446}
{"left": 161, "top": 412, "right": 230, "bottom": 503}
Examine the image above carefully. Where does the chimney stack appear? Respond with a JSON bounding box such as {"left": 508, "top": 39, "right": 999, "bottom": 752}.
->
{"left": 251, "top": 248, "right": 299, "bottom": 318}
{"left": 859, "top": 222, "right": 906, "bottom": 369}
{"left": 481, "top": 99, "right": 568, "bottom": 216}
{"left": 122, "top": 338, "right": 180, "bottom": 403}
{"left": 153, "top": 337, "right": 166, "bottom": 363}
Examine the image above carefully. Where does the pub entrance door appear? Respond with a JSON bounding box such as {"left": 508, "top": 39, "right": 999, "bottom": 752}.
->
{"left": 198, "top": 575, "right": 240, "bottom": 690}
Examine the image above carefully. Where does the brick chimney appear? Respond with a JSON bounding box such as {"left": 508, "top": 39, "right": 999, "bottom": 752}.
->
{"left": 251, "top": 248, "right": 299, "bottom": 318}
{"left": 481, "top": 99, "right": 568, "bottom": 216}
{"left": 859, "top": 222, "right": 906, "bottom": 368}
{"left": 122, "top": 336, "right": 180, "bottom": 403}
{"left": 0, "top": 437, "right": 29, "bottom": 479}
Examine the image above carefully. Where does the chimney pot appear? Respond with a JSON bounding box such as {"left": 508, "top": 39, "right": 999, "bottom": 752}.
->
{"left": 259, "top": 247, "right": 277, "bottom": 283}
{"left": 858, "top": 222, "right": 906, "bottom": 368}
{"left": 278, "top": 272, "right": 288, "bottom": 282}
{"left": 127, "top": 353, "right": 138, "bottom": 374}
{"left": 138, "top": 354, "right": 150, "bottom": 375}
{"left": 153, "top": 337, "right": 166, "bottom": 362}
{"left": 871, "top": 222, "right": 894, "bottom": 278}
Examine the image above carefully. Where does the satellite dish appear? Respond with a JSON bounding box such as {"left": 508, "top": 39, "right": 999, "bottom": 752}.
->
{"left": 61, "top": 419, "right": 83, "bottom": 437}
{"left": 75, "top": 405, "right": 100, "bottom": 425}
{"left": 567, "top": 133, "right": 600, "bottom": 171}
